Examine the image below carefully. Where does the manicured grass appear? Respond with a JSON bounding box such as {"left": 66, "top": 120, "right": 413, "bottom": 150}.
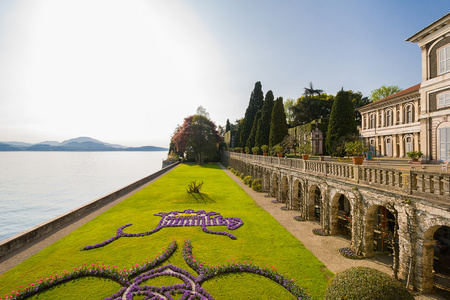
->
{"left": 0, "top": 164, "right": 332, "bottom": 299}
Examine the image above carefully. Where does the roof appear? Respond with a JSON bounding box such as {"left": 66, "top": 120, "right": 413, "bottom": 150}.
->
{"left": 359, "top": 83, "right": 421, "bottom": 110}
{"left": 406, "top": 12, "right": 450, "bottom": 43}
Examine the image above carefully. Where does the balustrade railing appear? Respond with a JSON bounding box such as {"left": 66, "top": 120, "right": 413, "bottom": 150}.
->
{"left": 224, "top": 151, "right": 450, "bottom": 199}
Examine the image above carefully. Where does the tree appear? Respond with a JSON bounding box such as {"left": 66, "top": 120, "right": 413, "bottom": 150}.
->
{"left": 171, "top": 113, "right": 222, "bottom": 164}
{"left": 247, "top": 110, "right": 261, "bottom": 149}
{"left": 349, "top": 91, "right": 370, "bottom": 125}
{"left": 240, "top": 82, "right": 264, "bottom": 147}
{"left": 325, "top": 89, "right": 358, "bottom": 156}
{"left": 255, "top": 90, "right": 275, "bottom": 147}
{"left": 304, "top": 82, "right": 323, "bottom": 97}
{"left": 369, "top": 85, "right": 403, "bottom": 102}
{"left": 290, "top": 93, "right": 334, "bottom": 126}
{"left": 284, "top": 98, "right": 295, "bottom": 127}
{"left": 225, "top": 119, "right": 231, "bottom": 132}
{"left": 196, "top": 105, "right": 210, "bottom": 118}
{"left": 269, "top": 97, "right": 288, "bottom": 147}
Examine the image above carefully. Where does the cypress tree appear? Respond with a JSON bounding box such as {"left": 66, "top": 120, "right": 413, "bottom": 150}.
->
{"left": 240, "top": 82, "right": 264, "bottom": 147}
{"left": 246, "top": 110, "right": 261, "bottom": 149}
{"left": 225, "top": 119, "right": 231, "bottom": 132}
{"left": 269, "top": 97, "right": 288, "bottom": 147}
{"left": 255, "top": 90, "right": 275, "bottom": 147}
{"left": 325, "top": 89, "right": 358, "bottom": 156}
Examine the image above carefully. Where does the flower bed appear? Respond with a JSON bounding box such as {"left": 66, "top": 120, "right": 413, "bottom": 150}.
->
{"left": 312, "top": 228, "right": 328, "bottom": 236}
{"left": 5, "top": 240, "right": 312, "bottom": 300}
{"left": 293, "top": 216, "right": 305, "bottom": 222}
{"left": 83, "top": 209, "right": 244, "bottom": 250}
{"left": 338, "top": 247, "right": 360, "bottom": 259}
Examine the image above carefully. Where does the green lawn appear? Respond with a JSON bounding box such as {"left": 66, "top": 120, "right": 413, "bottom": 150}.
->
{"left": 0, "top": 164, "right": 332, "bottom": 299}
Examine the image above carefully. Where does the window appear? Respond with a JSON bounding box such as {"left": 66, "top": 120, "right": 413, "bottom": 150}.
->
{"left": 378, "top": 113, "right": 382, "bottom": 127}
{"left": 405, "top": 136, "right": 413, "bottom": 153}
{"left": 405, "top": 105, "right": 413, "bottom": 123}
{"left": 370, "top": 114, "right": 375, "bottom": 129}
{"left": 439, "top": 46, "right": 450, "bottom": 75}
{"left": 386, "top": 110, "right": 392, "bottom": 127}
{"left": 440, "top": 127, "right": 450, "bottom": 161}
{"left": 438, "top": 93, "right": 450, "bottom": 108}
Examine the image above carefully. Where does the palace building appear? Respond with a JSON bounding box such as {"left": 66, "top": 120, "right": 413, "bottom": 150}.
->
{"left": 358, "top": 13, "right": 450, "bottom": 162}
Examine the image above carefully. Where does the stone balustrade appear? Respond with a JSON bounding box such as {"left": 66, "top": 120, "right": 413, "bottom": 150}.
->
{"left": 225, "top": 152, "right": 450, "bottom": 200}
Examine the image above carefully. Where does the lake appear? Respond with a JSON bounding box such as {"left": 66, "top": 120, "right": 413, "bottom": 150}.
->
{"left": 0, "top": 151, "right": 168, "bottom": 242}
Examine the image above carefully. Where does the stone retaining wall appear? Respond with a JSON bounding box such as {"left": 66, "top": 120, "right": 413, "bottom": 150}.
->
{"left": 0, "top": 162, "right": 179, "bottom": 259}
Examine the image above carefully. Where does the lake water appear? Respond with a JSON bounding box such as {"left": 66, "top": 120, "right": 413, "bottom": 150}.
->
{"left": 0, "top": 151, "right": 168, "bottom": 242}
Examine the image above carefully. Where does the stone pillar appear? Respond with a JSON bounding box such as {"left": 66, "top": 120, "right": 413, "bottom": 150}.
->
{"left": 417, "top": 238, "right": 436, "bottom": 292}
{"left": 399, "top": 134, "right": 405, "bottom": 157}
{"left": 414, "top": 132, "right": 420, "bottom": 152}
{"left": 393, "top": 134, "right": 398, "bottom": 157}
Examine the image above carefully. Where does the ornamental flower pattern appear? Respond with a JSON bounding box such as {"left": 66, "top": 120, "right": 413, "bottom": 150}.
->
{"left": 83, "top": 209, "right": 244, "bottom": 250}
{"left": 6, "top": 240, "right": 312, "bottom": 300}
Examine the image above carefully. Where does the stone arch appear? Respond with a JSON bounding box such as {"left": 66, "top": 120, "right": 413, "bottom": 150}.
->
{"left": 421, "top": 225, "right": 450, "bottom": 293}
{"left": 364, "top": 205, "right": 397, "bottom": 257}
{"left": 292, "top": 179, "right": 302, "bottom": 212}
{"left": 330, "top": 192, "right": 352, "bottom": 236}
{"left": 280, "top": 175, "right": 289, "bottom": 204}
{"left": 308, "top": 184, "right": 322, "bottom": 222}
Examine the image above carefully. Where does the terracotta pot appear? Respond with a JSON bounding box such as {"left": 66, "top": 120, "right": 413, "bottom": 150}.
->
{"left": 253, "top": 152, "right": 257, "bottom": 155}
{"left": 277, "top": 153, "right": 283, "bottom": 157}
{"left": 302, "top": 154, "right": 309, "bottom": 160}
{"left": 263, "top": 153, "right": 268, "bottom": 156}
{"left": 352, "top": 156, "right": 364, "bottom": 165}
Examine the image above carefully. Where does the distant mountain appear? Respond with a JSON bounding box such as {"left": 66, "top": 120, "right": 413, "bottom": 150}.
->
{"left": 0, "top": 137, "right": 168, "bottom": 152}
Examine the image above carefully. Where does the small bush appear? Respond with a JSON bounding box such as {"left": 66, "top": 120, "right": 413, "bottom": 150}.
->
{"left": 239, "top": 173, "right": 245, "bottom": 180}
{"left": 325, "top": 267, "right": 414, "bottom": 300}
{"left": 186, "top": 180, "right": 203, "bottom": 194}
{"left": 243, "top": 175, "right": 253, "bottom": 185}
{"left": 251, "top": 179, "right": 262, "bottom": 191}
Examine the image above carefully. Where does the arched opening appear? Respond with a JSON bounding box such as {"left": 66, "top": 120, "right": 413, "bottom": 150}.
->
{"left": 308, "top": 185, "right": 322, "bottom": 222}
{"left": 280, "top": 176, "right": 289, "bottom": 205}
{"left": 292, "top": 179, "right": 302, "bottom": 211}
{"left": 422, "top": 225, "right": 450, "bottom": 296}
{"left": 331, "top": 193, "right": 352, "bottom": 237}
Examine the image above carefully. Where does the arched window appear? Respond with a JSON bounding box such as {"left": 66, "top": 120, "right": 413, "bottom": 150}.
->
{"left": 370, "top": 114, "right": 375, "bottom": 129}
{"left": 386, "top": 110, "right": 392, "bottom": 127}
{"left": 405, "top": 105, "right": 414, "bottom": 123}
{"left": 405, "top": 136, "right": 413, "bottom": 153}
{"left": 385, "top": 137, "right": 392, "bottom": 156}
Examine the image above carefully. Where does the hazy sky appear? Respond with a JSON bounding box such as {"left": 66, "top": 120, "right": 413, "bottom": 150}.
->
{"left": 0, "top": 1, "right": 448, "bottom": 147}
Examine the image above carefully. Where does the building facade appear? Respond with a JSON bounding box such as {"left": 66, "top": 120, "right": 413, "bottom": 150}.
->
{"left": 358, "top": 13, "right": 450, "bottom": 162}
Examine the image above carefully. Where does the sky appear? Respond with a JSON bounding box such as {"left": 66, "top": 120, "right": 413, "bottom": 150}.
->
{"left": 0, "top": 1, "right": 448, "bottom": 148}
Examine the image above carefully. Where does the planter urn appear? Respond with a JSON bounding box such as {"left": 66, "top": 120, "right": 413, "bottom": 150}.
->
{"left": 352, "top": 156, "right": 364, "bottom": 165}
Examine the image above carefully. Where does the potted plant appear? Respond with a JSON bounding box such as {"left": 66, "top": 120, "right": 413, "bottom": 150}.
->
{"left": 344, "top": 140, "right": 368, "bottom": 165}
{"left": 273, "top": 145, "right": 284, "bottom": 157}
{"left": 297, "top": 142, "right": 312, "bottom": 160}
{"left": 252, "top": 146, "right": 259, "bottom": 155}
{"left": 406, "top": 150, "right": 423, "bottom": 161}
{"left": 245, "top": 147, "right": 250, "bottom": 154}
{"left": 261, "top": 145, "right": 269, "bottom": 156}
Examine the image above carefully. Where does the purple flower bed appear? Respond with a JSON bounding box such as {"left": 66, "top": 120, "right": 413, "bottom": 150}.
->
{"left": 338, "top": 247, "right": 360, "bottom": 259}
{"left": 83, "top": 209, "right": 244, "bottom": 250}
{"left": 312, "top": 228, "right": 328, "bottom": 236}
{"left": 7, "top": 240, "right": 313, "bottom": 300}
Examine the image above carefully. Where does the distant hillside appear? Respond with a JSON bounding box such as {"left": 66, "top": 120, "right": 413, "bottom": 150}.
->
{"left": 0, "top": 137, "right": 168, "bottom": 152}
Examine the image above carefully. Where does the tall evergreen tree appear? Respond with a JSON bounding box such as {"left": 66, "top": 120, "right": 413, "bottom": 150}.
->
{"left": 246, "top": 110, "right": 261, "bottom": 149}
{"left": 325, "top": 89, "right": 358, "bottom": 156}
{"left": 225, "top": 119, "right": 231, "bottom": 132}
{"left": 269, "top": 97, "right": 288, "bottom": 147}
{"left": 255, "top": 90, "right": 275, "bottom": 147}
{"left": 240, "top": 82, "right": 264, "bottom": 147}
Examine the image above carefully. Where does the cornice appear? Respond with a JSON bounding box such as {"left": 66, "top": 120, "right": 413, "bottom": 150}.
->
{"left": 358, "top": 92, "right": 420, "bottom": 113}
{"left": 406, "top": 13, "right": 450, "bottom": 45}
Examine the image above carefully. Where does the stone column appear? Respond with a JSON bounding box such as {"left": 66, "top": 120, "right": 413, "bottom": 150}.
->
{"left": 399, "top": 134, "right": 405, "bottom": 157}
{"left": 417, "top": 238, "right": 436, "bottom": 292}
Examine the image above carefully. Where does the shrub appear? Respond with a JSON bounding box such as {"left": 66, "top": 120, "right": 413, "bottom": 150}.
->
{"left": 251, "top": 179, "right": 262, "bottom": 191}
{"left": 186, "top": 180, "right": 203, "bottom": 194}
{"left": 243, "top": 175, "right": 253, "bottom": 186}
{"left": 325, "top": 267, "right": 414, "bottom": 300}
{"left": 239, "top": 173, "right": 245, "bottom": 180}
